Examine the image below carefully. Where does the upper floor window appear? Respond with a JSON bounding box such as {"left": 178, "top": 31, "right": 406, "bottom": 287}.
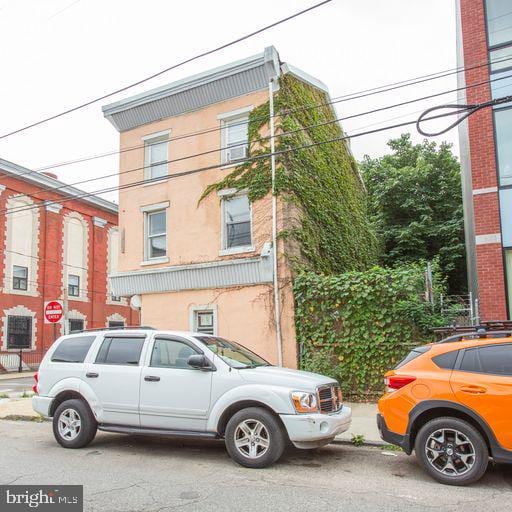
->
{"left": 144, "top": 133, "right": 169, "bottom": 180}
{"left": 13, "top": 265, "right": 28, "bottom": 290}
{"left": 107, "top": 228, "right": 122, "bottom": 302}
{"left": 490, "top": 45, "right": 512, "bottom": 100}
{"left": 145, "top": 210, "right": 167, "bottom": 259}
{"left": 222, "top": 194, "right": 252, "bottom": 251}
{"left": 219, "top": 107, "right": 251, "bottom": 165}
{"left": 493, "top": 107, "right": 512, "bottom": 186}
{"left": 486, "top": 0, "right": 512, "bottom": 48}
{"left": 68, "top": 274, "right": 80, "bottom": 297}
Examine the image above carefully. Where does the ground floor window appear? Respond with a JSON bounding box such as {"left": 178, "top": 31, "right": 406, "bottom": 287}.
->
{"left": 6, "top": 316, "right": 32, "bottom": 349}
{"left": 108, "top": 320, "right": 125, "bottom": 329}
{"left": 506, "top": 249, "right": 512, "bottom": 319}
{"left": 69, "top": 319, "right": 84, "bottom": 333}
{"left": 194, "top": 309, "right": 215, "bottom": 335}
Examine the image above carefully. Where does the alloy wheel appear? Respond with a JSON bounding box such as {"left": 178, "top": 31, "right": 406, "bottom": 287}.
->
{"left": 57, "top": 408, "right": 82, "bottom": 441}
{"left": 425, "top": 428, "right": 476, "bottom": 476}
{"left": 234, "top": 419, "right": 270, "bottom": 459}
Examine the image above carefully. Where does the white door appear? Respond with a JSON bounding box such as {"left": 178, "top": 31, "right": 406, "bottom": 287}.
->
{"left": 140, "top": 337, "right": 213, "bottom": 431}
{"left": 84, "top": 335, "right": 146, "bottom": 426}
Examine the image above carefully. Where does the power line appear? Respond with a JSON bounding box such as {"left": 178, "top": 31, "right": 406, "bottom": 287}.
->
{"left": 4, "top": 70, "right": 512, "bottom": 213}
{"left": 0, "top": 0, "right": 332, "bottom": 141}
{"left": 22, "top": 52, "right": 512, "bottom": 179}
{"left": 1, "top": 108, "right": 464, "bottom": 218}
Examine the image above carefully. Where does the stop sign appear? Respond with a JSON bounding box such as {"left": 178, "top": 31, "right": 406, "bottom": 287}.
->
{"left": 44, "top": 300, "right": 64, "bottom": 324}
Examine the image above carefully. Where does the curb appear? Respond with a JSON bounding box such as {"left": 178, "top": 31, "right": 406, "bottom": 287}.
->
{"left": 332, "top": 438, "right": 386, "bottom": 448}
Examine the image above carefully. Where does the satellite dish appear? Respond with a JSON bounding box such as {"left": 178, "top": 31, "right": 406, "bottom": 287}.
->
{"left": 130, "top": 295, "right": 142, "bottom": 310}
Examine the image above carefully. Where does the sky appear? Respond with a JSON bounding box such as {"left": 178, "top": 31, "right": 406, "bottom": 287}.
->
{"left": 0, "top": 0, "right": 459, "bottom": 203}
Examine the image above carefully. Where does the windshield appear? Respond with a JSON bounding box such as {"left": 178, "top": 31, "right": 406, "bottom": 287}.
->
{"left": 194, "top": 336, "right": 270, "bottom": 368}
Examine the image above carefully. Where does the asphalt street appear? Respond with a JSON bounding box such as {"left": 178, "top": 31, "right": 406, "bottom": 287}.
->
{"left": 0, "top": 377, "right": 33, "bottom": 396}
{"left": 0, "top": 420, "right": 511, "bottom": 512}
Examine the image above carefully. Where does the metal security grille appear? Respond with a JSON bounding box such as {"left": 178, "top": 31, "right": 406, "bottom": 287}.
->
{"left": 69, "top": 319, "right": 84, "bottom": 333}
{"left": 7, "top": 316, "right": 32, "bottom": 349}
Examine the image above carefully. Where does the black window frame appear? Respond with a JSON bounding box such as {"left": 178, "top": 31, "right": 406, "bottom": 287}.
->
{"left": 51, "top": 335, "right": 96, "bottom": 363}
{"left": 6, "top": 315, "right": 32, "bottom": 349}
{"left": 94, "top": 335, "right": 146, "bottom": 366}
{"left": 12, "top": 265, "right": 28, "bottom": 291}
{"left": 149, "top": 336, "right": 201, "bottom": 370}
{"left": 456, "top": 343, "right": 512, "bottom": 377}
{"left": 68, "top": 274, "right": 80, "bottom": 297}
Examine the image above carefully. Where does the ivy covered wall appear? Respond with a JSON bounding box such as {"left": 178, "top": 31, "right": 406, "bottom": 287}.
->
{"left": 200, "top": 73, "right": 379, "bottom": 273}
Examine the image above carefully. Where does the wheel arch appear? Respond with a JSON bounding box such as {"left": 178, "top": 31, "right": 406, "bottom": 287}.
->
{"left": 49, "top": 390, "right": 91, "bottom": 417}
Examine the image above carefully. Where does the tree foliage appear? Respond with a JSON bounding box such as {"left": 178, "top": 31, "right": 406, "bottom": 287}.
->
{"left": 360, "top": 134, "right": 466, "bottom": 294}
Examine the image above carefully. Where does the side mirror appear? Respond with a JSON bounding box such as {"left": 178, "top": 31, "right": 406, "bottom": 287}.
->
{"left": 187, "top": 354, "right": 214, "bottom": 371}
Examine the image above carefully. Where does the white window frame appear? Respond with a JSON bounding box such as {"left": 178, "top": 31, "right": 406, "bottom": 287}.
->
{"left": 218, "top": 189, "right": 254, "bottom": 256}
{"left": 143, "top": 130, "right": 170, "bottom": 182}
{"left": 141, "top": 201, "right": 170, "bottom": 265}
{"left": 12, "top": 265, "right": 28, "bottom": 291}
{"left": 218, "top": 106, "right": 252, "bottom": 167}
{"left": 68, "top": 274, "right": 80, "bottom": 297}
{"left": 189, "top": 305, "right": 217, "bottom": 335}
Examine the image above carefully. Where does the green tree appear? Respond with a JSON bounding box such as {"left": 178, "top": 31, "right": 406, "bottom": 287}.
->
{"left": 360, "top": 134, "right": 466, "bottom": 294}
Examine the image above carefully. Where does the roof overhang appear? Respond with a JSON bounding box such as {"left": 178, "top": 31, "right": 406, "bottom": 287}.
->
{"left": 0, "top": 158, "right": 118, "bottom": 214}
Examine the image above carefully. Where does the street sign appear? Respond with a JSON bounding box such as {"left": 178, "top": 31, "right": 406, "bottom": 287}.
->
{"left": 44, "top": 300, "right": 64, "bottom": 324}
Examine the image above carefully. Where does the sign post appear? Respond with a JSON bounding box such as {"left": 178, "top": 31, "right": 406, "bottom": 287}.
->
{"left": 44, "top": 300, "right": 64, "bottom": 341}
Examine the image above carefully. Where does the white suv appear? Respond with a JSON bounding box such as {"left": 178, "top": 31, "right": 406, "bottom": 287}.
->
{"left": 32, "top": 328, "right": 351, "bottom": 468}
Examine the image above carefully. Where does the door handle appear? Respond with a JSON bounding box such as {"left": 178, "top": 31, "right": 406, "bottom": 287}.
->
{"left": 144, "top": 375, "right": 160, "bottom": 382}
{"left": 460, "top": 385, "right": 487, "bottom": 394}
{"left": 86, "top": 372, "right": 99, "bottom": 378}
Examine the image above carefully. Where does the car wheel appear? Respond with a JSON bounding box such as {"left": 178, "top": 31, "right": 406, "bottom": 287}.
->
{"left": 53, "top": 399, "right": 97, "bottom": 449}
{"left": 415, "top": 417, "right": 489, "bottom": 486}
{"left": 225, "top": 407, "right": 285, "bottom": 468}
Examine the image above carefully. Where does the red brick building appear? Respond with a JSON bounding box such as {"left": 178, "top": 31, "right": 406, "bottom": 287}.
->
{"left": 0, "top": 158, "right": 138, "bottom": 370}
{"left": 457, "top": 0, "right": 512, "bottom": 320}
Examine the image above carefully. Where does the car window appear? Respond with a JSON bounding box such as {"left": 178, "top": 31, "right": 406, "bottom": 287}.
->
{"left": 395, "top": 345, "right": 431, "bottom": 369}
{"left": 95, "top": 336, "right": 145, "bottom": 365}
{"left": 150, "top": 338, "right": 198, "bottom": 369}
{"left": 51, "top": 336, "right": 96, "bottom": 363}
{"left": 432, "top": 350, "right": 458, "bottom": 370}
{"left": 460, "top": 344, "right": 512, "bottom": 376}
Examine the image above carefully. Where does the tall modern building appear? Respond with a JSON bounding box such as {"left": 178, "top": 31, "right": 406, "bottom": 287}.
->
{"left": 457, "top": 0, "right": 512, "bottom": 320}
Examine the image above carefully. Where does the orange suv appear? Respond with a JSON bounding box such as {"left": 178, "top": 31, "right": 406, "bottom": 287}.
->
{"left": 378, "top": 327, "right": 512, "bottom": 486}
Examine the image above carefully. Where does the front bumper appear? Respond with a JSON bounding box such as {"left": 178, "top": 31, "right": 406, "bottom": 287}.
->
{"left": 377, "top": 413, "right": 412, "bottom": 454}
{"left": 280, "top": 405, "right": 352, "bottom": 448}
{"left": 32, "top": 396, "right": 52, "bottom": 417}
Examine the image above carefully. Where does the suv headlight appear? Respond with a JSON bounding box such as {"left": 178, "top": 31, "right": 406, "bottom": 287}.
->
{"left": 291, "top": 391, "right": 318, "bottom": 413}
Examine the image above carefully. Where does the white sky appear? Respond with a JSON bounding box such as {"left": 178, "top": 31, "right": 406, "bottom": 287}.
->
{"left": 0, "top": 0, "right": 459, "bottom": 203}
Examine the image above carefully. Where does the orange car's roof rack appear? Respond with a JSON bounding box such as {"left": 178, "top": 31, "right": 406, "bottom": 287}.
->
{"left": 434, "top": 320, "right": 512, "bottom": 343}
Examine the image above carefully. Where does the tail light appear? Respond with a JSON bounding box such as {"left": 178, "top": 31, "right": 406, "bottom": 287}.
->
{"left": 385, "top": 374, "right": 416, "bottom": 392}
{"left": 32, "top": 372, "right": 38, "bottom": 394}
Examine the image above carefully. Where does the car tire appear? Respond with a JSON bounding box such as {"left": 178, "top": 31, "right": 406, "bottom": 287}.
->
{"left": 415, "top": 417, "right": 489, "bottom": 486}
{"left": 53, "top": 399, "right": 97, "bottom": 449}
{"left": 225, "top": 407, "right": 285, "bottom": 468}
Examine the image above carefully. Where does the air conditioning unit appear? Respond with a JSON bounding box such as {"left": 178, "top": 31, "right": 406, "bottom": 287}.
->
{"left": 226, "top": 145, "right": 248, "bottom": 163}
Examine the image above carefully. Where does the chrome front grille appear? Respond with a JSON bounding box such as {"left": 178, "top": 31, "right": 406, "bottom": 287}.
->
{"left": 317, "top": 385, "right": 342, "bottom": 414}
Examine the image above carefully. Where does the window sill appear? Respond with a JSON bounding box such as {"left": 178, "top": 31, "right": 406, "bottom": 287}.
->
{"left": 67, "top": 295, "right": 89, "bottom": 303}
{"left": 220, "top": 162, "right": 244, "bottom": 170}
{"left": 219, "top": 246, "right": 255, "bottom": 257}
{"left": 142, "top": 178, "right": 168, "bottom": 187}
{"left": 140, "top": 257, "right": 170, "bottom": 267}
{"left": 4, "top": 288, "right": 39, "bottom": 297}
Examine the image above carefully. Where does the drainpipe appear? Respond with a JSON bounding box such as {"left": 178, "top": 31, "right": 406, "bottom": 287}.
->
{"left": 269, "top": 77, "right": 283, "bottom": 367}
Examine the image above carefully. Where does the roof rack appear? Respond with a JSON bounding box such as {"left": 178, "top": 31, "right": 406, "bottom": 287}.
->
{"left": 433, "top": 321, "right": 512, "bottom": 344}
{"left": 74, "top": 326, "right": 156, "bottom": 333}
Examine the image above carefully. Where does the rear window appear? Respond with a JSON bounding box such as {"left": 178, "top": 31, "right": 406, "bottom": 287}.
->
{"left": 51, "top": 336, "right": 96, "bottom": 363}
{"left": 395, "top": 345, "right": 431, "bottom": 369}
{"left": 95, "top": 336, "right": 145, "bottom": 366}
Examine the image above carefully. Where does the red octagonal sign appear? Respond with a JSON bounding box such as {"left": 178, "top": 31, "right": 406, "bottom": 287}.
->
{"left": 44, "top": 300, "right": 64, "bottom": 324}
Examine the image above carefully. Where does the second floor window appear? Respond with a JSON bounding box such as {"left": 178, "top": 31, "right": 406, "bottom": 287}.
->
{"left": 222, "top": 195, "right": 252, "bottom": 250}
{"left": 145, "top": 210, "right": 167, "bottom": 259}
{"left": 144, "top": 135, "right": 168, "bottom": 180}
{"left": 68, "top": 274, "right": 80, "bottom": 297}
{"left": 13, "top": 265, "right": 28, "bottom": 290}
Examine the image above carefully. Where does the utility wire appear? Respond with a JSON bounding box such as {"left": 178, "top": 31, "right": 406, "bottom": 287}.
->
{"left": 22, "top": 52, "right": 512, "bottom": 178}
{"left": 0, "top": 0, "right": 332, "bottom": 140}
{"left": 4, "top": 70, "right": 512, "bottom": 213}
{"left": 2, "top": 109, "right": 465, "bottom": 218}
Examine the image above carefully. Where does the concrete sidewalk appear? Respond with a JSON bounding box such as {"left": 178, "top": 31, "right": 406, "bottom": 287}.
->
{"left": 0, "top": 398, "right": 383, "bottom": 444}
{"left": 0, "top": 371, "right": 35, "bottom": 380}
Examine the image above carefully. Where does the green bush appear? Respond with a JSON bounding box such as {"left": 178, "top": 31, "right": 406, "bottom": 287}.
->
{"left": 294, "top": 264, "right": 447, "bottom": 398}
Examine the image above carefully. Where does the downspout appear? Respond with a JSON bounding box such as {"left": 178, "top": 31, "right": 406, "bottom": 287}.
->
{"left": 269, "top": 76, "right": 283, "bottom": 367}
